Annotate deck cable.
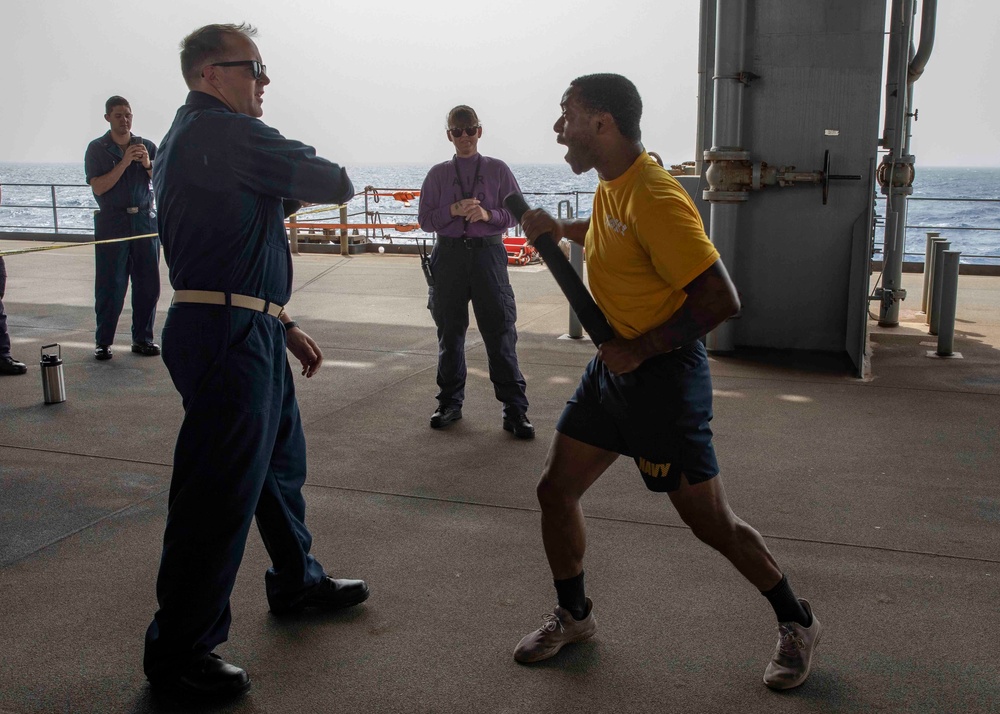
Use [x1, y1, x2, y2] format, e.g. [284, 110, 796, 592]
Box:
[305, 482, 1000, 566]
[3, 444, 997, 568]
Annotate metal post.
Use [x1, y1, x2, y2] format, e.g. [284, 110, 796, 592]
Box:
[924, 236, 947, 323]
[567, 243, 584, 339]
[936, 250, 960, 356]
[558, 200, 583, 339]
[340, 205, 349, 257]
[920, 231, 940, 312]
[51, 185, 59, 233]
[878, 0, 917, 326]
[928, 239, 951, 335]
[288, 214, 299, 255]
[704, 0, 748, 352]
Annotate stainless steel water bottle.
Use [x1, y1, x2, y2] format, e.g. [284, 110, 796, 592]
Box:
[40, 343, 66, 404]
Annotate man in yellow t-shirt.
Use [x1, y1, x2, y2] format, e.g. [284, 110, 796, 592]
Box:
[514, 73, 822, 691]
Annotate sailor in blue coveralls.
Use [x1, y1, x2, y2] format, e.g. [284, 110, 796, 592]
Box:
[84, 96, 161, 360]
[144, 23, 368, 700]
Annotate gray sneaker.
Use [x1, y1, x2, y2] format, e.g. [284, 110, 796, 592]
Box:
[513, 598, 597, 664]
[764, 598, 822, 690]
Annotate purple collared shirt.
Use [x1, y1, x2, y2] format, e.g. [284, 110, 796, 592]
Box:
[418, 153, 520, 238]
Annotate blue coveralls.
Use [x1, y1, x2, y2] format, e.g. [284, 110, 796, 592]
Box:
[0, 257, 11, 357]
[143, 91, 355, 680]
[84, 131, 161, 346]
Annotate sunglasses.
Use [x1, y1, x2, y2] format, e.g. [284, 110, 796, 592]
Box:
[210, 60, 267, 79]
[449, 126, 480, 138]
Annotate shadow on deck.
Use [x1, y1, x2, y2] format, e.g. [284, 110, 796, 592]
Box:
[1, 241, 997, 713]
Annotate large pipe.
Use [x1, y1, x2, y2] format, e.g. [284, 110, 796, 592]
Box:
[705, 0, 748, 352]
[908, 0, 938, 84]
[695, 0, 717, 177]
[878, 0, 916, 327]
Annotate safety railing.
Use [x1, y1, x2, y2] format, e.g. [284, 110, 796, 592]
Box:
[282, 186, 596, 246]
[0, 183, 97, 234]
[3, 181, 998, 266]
[873, 196, 1000, 264]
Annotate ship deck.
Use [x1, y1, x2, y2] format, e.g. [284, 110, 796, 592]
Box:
[1, 239, 998, 713]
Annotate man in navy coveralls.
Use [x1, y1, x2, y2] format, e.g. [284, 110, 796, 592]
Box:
[84, 96, 161, 360]
[144, 23, 369, 700]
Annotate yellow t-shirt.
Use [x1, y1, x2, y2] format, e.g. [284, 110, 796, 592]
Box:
[586, 152, 720, 339]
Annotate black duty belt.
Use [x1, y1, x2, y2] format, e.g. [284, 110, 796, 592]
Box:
[440, 234, 503, 249]
[97, 206, 151, 215]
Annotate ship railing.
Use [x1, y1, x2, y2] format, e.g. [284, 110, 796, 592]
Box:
[284, 186, 595, 247]
[873, 196, 1000, 265]
[2, 182, 999, 266]
[0, 182, 97, 235]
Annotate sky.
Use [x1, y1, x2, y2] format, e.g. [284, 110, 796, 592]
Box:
[0, 0, 997, 167]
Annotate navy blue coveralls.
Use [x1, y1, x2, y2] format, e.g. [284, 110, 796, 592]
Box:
[143, 91, 355, 679]
[0, 257, 11, 358]
[84, 131, 161, 346]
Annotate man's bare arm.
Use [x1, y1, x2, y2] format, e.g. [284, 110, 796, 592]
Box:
[597, 259, 740, 374]
[89, 161, 130, 196]
[557, 218, 591, 245]
[89, 144, 145, 196]
[520, 209, 590, 246]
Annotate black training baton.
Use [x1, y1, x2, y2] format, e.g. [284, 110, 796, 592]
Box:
[504, 192, 615, 347]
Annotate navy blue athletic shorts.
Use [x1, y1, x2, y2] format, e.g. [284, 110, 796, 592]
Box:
[555, 340, 719, 492]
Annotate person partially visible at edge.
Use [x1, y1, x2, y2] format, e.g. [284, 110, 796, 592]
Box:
[417, 105, 534, 439]
[84, 96, 161, 361]
[0, 185, 28, 376]
[513, 73, 822, 690]
[144, 23, 367, 701]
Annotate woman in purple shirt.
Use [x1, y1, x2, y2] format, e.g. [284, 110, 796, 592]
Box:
[417, 105, 533, 439]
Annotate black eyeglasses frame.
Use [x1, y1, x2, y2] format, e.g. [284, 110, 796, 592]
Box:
[449, 126, 480, 138]
[209, 60, 267, 79]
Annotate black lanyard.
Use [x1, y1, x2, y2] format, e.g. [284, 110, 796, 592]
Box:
[452, 154, 482, 200]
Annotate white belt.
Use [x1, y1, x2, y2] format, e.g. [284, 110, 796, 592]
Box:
[171, 290, 285, 318]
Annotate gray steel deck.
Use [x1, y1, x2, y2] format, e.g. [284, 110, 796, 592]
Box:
[1, 239, 997, 713]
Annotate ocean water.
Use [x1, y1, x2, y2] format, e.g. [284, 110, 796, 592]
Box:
[1, 162, 998, 263]
[0, 162, 599, 241]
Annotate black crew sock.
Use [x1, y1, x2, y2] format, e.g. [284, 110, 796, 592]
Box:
[554, 571, 588, 621]
[761, 574, 811, 627]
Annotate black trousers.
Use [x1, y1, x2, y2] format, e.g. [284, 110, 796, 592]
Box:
[427, 238, 528, 417]
[143, 305, 326, 679]
[94, 234, 161, 346]
[0, 257, 10, 357]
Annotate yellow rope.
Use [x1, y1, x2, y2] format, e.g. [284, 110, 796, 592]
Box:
[288, 203, 347, 219]
[0, 232, 158, 258]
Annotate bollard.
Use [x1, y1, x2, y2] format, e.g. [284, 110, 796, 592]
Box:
[936, 250, 961, 356]
[558, 200, 584, 340]
[568, 242, 584, 339]
[921, 231, 940, 313]
[928, 239, 951, 334]
[925, 236, 947, 324]
[288, 214, 299, 255]
[340, 205, 349, 257]
[40, 344, 66, 404]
